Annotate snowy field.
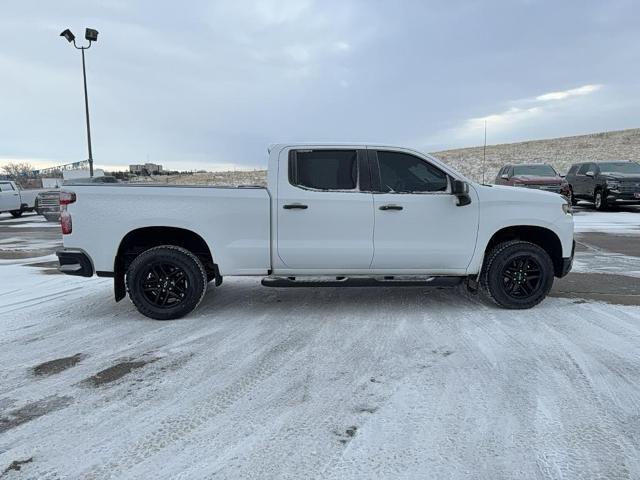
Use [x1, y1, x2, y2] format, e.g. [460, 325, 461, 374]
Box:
[1, 210, 640, 479]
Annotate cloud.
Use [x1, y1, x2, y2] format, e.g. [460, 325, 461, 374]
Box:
[251, 0, 313, 26]
[2, 1, 638, 171]
[433, 83, 605, 147]
[535, 84, 602, 102]
[467, 107, 543, 131]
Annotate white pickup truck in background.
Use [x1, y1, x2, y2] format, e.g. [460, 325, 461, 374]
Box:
[0, 180, 45, 217]
[57, 144, 575, 320]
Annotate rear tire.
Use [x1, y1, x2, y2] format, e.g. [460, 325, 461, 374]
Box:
[126, 245, 208, 320]
[481, 240, 554, 309]
[9, 210, 22, 218]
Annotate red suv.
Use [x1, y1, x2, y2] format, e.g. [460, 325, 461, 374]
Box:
[495, 163, 570, 196]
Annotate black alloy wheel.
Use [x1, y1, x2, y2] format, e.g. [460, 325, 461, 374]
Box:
[500, 255, 543, 299]
[140, 262, 189, 308]
[126, 245, 208, 320]
[481, 240, 554, 309]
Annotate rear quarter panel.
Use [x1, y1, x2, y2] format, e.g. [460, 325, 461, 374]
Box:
[63, 185, 271, 275]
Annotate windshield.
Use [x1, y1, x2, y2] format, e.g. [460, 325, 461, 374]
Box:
[599, 162, 640, 175]
[512, 165, 557, 177]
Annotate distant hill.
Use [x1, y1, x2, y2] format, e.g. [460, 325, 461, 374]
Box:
[131, 169, 268, 187]
[433, 127, 640, 182]
[153, 128, 640, 186]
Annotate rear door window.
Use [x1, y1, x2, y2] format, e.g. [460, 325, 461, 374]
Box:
[289, 150, 358, 191]
[375, 151, 448, 193]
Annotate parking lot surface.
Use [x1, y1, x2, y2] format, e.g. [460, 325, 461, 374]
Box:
[1, 208, 639, 479]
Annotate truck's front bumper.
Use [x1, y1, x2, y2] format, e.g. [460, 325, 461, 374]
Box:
[56, 248, 94, 277]
[558, 240, 575, 278]
[606, 192, 640, 205]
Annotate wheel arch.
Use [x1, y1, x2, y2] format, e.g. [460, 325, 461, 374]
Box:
[113, 226, 216, 301]
[483, 225, 564, 277]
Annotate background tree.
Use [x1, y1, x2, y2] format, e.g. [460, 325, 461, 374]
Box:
[1, 162, 35, 179]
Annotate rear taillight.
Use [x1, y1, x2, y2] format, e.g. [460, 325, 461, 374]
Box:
[61, 209, 72, 235]
[59, 191, 75, 234]
[59, 191, 76, 205]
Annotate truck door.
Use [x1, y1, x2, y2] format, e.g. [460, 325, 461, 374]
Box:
[369, 149, 479, 272]
[574, 163, 593, 197]
[0, 182, 20, 211]
[276, 148, 374, 270]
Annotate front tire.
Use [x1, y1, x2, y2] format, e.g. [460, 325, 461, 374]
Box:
[594, 189, 608, 211]
[9, 210, 22, 218]
[481, 240, 554, 309]
[126, 245, 208, 320]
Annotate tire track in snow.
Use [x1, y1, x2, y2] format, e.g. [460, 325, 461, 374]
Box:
[125, 288, 447, 480]
[203, 302, 398, 479]
[317, 300, 640, 479]
[81, 329, 312, 480]
[0, 288, 83, 314]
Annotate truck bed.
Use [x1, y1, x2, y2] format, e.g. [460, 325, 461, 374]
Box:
[63, 184, 271, 275]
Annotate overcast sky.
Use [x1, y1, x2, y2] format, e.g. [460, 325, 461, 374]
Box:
[1, 0, 639, 171]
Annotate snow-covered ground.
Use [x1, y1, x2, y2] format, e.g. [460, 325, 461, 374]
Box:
[1, 210, 640, 479]
[573, 208, 640, 235]
[571, 208, 640, 277]
[572, 250, 640, 277]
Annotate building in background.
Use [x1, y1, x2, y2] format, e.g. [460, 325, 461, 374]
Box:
[129, 163, 163, 175]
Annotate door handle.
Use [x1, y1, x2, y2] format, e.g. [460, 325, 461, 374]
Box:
[283, 203, 308, 210]
[379, 204, 403, 211]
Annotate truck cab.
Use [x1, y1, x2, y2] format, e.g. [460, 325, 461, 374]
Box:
[57, 144, 575, 320]
[271, 146, 481, 274]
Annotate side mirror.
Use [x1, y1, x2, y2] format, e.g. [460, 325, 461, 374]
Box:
[500, 174, 509, 180]
[585, 171, 595, 178]
[452, 180, 471, 207]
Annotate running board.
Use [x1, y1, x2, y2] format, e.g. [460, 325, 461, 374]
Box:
[261, 276, 464, 288]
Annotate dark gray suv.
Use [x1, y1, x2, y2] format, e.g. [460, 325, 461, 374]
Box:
[565, 161, 640, 210]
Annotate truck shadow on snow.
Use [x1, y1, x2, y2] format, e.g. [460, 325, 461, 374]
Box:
[73, 276, 582, 323]
[193, 279, 493, 319]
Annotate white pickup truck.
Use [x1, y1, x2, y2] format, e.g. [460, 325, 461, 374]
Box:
[0, 180, 43, 217]
[57, 144, 575, 320]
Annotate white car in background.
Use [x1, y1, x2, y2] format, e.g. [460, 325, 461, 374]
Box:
[0, 180, 46, 217]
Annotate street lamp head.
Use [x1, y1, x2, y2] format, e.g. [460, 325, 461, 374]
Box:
[85, 28, 99, 42]
[60, 29, 75, 43]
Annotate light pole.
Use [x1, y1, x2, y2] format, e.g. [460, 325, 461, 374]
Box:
[60, 28, 99, 177]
